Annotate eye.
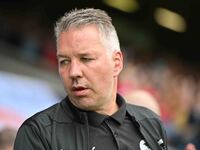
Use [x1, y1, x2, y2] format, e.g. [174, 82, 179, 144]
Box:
[81, 57, 94, 62]
[59, 59, 70, 66]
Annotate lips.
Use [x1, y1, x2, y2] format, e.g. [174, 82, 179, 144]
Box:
[72, 86, 86, 91]
[71, 85, 89, 96]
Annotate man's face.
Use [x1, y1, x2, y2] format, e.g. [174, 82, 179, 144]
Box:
[57, 24, 123, 114]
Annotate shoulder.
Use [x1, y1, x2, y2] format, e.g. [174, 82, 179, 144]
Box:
[21, 99, 73, 128]
[14, 98, 75, 149]
[127, 103, 167, 145]
[21, 103, 58, 128]
[126, 102, 168, 149]
[127, 103, 166, 137]
[126, 103, 160, 121]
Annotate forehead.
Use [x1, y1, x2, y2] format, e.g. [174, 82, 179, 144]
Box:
[57, 24, 107, 55]
[59, 25, 100, 46]
[60, 24, 101, 40]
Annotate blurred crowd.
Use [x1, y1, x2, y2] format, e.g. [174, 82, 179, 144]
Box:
[0, 10, 200, 150]
[0, 12, 57, 69]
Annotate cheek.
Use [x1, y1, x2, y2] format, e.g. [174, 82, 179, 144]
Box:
[59, 68, 64, 78]
[90, 63, 114, 86]
[96, 56, 114, 73]
[59, 69, 71, 92]
[59, 69, 68, 82]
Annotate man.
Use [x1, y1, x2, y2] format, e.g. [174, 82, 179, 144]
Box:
[14, 8, 167, 150]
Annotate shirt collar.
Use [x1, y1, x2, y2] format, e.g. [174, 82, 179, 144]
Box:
[66, 97, 88, 124]
[87, 94, 127, 126]
[110, 94, 127, 125]
[66, 94, 127, 126]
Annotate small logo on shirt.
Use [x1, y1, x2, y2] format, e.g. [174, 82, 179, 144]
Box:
[139, 140, 151, 150]
[158, 139, 166, 150]
[139, 138, 165, 150]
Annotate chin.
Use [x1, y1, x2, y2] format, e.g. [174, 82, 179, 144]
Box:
[78, 103, 96, 111]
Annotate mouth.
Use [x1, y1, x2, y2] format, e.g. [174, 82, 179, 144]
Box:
[71, 85, 89, 96]
[72, 86, 87, 91]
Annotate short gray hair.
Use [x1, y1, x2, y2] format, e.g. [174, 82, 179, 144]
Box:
[54, 8, 120, 52]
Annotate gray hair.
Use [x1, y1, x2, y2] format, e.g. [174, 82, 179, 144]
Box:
[54, 8, 120, 52]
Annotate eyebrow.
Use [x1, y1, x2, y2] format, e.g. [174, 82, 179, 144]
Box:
[57, 54, 68, 58]
[57, 52, 94, 58]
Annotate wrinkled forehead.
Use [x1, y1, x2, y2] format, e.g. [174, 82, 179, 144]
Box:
[57, 24, 111, 54]
[57, 24, 106, 47]
[59, 23, 105, 39]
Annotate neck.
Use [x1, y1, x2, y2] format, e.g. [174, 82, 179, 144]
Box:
[96, 102, 119, 116]
[95, 92, 119, 116]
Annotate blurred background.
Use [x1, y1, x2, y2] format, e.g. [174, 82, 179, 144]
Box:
[0, 0, 199, 149]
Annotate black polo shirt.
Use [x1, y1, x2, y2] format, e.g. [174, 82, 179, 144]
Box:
[87, 95, 144, 150]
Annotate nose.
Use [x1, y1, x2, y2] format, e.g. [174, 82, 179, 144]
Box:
[69, 60, 83, 79]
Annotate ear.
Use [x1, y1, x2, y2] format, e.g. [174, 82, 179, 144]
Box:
[113, 51, 123, 77]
